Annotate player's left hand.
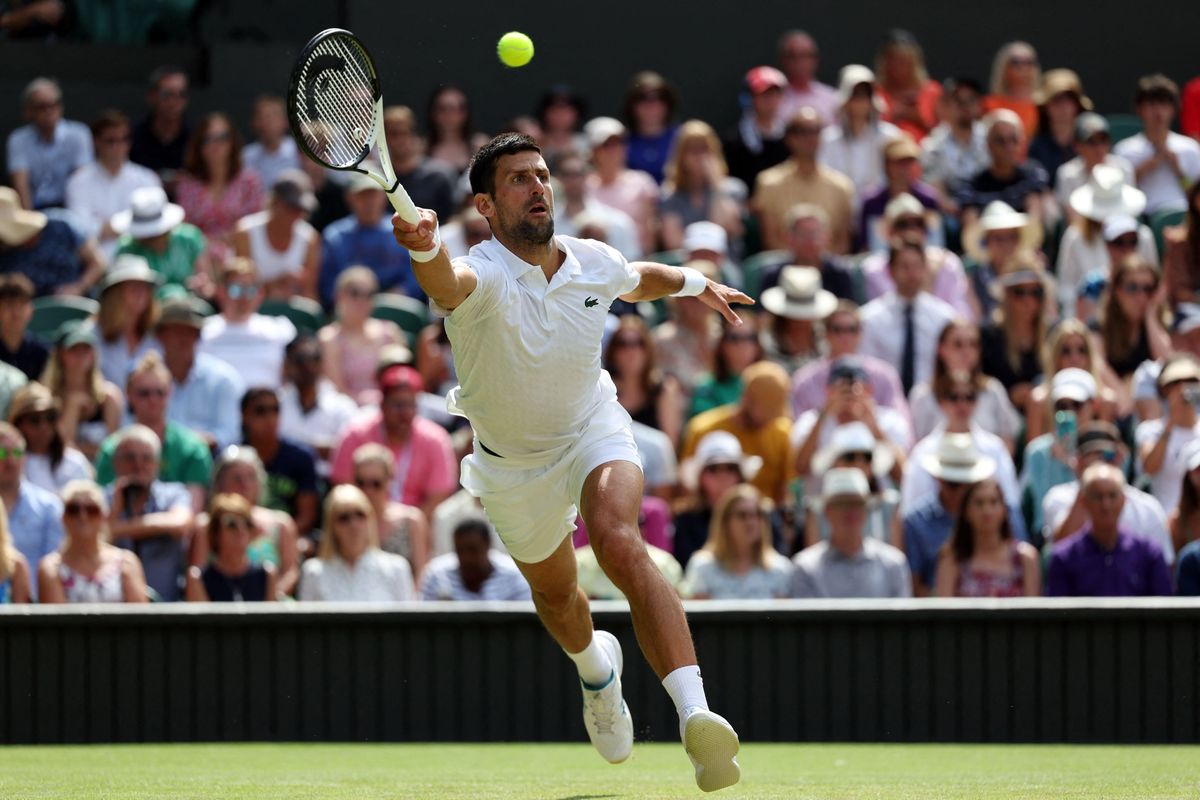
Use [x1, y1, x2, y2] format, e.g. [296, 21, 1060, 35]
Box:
[699, 281, 754, 325]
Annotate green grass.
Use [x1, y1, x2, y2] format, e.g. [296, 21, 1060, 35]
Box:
[2, 743, 1198, 799]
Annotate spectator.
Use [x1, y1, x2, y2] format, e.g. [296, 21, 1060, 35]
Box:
[0, 361, 25, 422]
[175, 112, 265, 265]
[775, 30, 838, 125]
[1055, 113, 1135, 219]
[38, 479, 147, 603]
[1137, 355, 1200, 515]
[659, 120, 743, 253]
[650, 258, 720, 394]
[6, 77, 92, 210]
[1114, 75, 1200, 215]
[576, 533, 683, 601]
[804, 421, 901, 547]
[319, 267, 405, 406]
[1046, 464, 1172, 597]
[981, 41, 1041, 139]
[960, 201, 1037, 319]
[980, 265, 1052, 409]
[240, 387, 318, 537]
[1179, 540, 1200, 596]
[318, 165, 418, 305]
[1029, 70, 1092, 185]
[9, 383, 91, 493]
[299, 484, 416, 602]
[792, 467, 911, 598]
[874, 29, 941, 141]
[129, 66, 191, 187]
[909, 319, 1020, 448]
[752, 107, 854, 253]
[111, 185, 213, 298]
[690, 315, 764, 418]
[921, 77, 989, 210]
[958, 109, 1051, 227]
[860, 238, 957, 396]
[297, 151, 348, 232]
[1132, 304, 1200, 424]
[185, 493, 276, 603]
[104, 425, 193, 602]
[157, 297, 244, 451]
[241, 95, 300, 190]
[859, 139, 942, 252]
[935, 478, 1040, 597]
[723, 66, 790, 191]
[232, 169, 320, 301]
[352, 442, 431, 579]
[603, 315, 683, 446]
[552, 150, 640, 261]
[91, 254, 162, 387]
[40, 322, 121, 460]
[1027, 319, 1118, 442]
[0, 273, 48, 380]
[0, 495, 31, 603]
[0, 420, 62, 598]
[0, 186, 103, 297]
[330, 365, 457, 521]
[818, 65, 903, 202]
[420, 516, 529, 601]
[535, 85, 588, 165]
[622, 71, 680, 184]
[1163, 181, 1200, 306]
[584, 116, 659, 255]
[425, 85, 487, 175]
[94, 353, 212, 510]
[673, 431, 762, 569]
[1093, 256, 1171, 385]
[278, 332, 357, 476]
[759, 265, 833, 375]
[199, 258, 295, 388]
[757, 204, 857, 301]
[0, 0, 67, 39]
[682, 483, 791, 599]
[381, 106, 458, 222]
[65, 109, 160, 260]
[1174, 441, 1200, 556]
[628, 420, 679, 501]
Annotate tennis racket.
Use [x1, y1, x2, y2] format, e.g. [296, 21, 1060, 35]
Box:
[286, 28, 420, 224]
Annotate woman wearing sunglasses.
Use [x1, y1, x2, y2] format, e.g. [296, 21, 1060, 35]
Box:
[351, 442, 430, 580]
[37, 480, 147, 604]
[1026, 320, 1119, 441]
[186, 493, 275, 602]
[980, 265, 1055, 412]
[8, 382, 93, 494]
[1093, 257, 1172, 409]
[319, 266, 406, 406]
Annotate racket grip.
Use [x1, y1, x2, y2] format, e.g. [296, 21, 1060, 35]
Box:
[385, 183, 421, 224]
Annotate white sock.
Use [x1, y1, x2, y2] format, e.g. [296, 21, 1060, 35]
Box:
[566, 636, 613, 688]
[662, 664, 709, 718]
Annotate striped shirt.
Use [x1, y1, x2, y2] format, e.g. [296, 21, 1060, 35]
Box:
[419, 551, 531, 601]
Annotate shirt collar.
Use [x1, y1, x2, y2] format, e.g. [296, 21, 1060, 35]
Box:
[483, 236, 580, 285]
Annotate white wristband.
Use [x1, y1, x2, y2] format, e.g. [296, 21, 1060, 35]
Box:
[672, 266, 708, 297]
[407, 224, 442, 263]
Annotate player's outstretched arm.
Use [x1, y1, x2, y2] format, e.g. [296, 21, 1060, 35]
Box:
[392, 209, 477, 311]
[620, 262, 754, 325]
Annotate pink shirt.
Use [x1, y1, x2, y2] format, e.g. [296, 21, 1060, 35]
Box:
[330, 412, 457, 508]
[587, 170, 657, 224]
[176, 169, 264, 262]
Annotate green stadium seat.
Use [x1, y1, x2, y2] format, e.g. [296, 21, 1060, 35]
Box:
[258, 297, 325, 333]
[1148, 209, 1186, 260]
[29, 295, 99, 340]
[1104, 113, 1142, 144]
[372, 293, 429, 345]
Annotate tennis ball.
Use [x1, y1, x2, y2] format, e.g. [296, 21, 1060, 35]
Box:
[497, 31, 534, 68]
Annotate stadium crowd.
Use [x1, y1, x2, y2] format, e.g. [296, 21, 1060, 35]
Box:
[2, 28, 1200, 605]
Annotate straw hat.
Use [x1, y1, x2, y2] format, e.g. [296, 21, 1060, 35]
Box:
[761, 266, 838, 320]
[0, 187, 47, 246]
[111, 186, 185, 239]
[919, 433, 996, 484]
[961, 201, 1043, 261]
[1069, 164, 1147, 223]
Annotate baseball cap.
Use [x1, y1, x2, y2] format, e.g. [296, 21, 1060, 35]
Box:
[683, 221, 728, 255]
[1102, 215, 1139, 242]
[744, 66, 787, 95]
[272, 169, 318, 213]
[1050, 368, 1097, 403]
[584, 117, 626, 150]
[1075, 112, 1110, 141]
[54, 320, 97, 349]
[378, 364, 423, 393]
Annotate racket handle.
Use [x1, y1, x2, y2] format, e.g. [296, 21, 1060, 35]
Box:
[385, 182, 421, 225]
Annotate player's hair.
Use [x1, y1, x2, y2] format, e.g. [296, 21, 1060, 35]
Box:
[90, 109, 130, 140]
[468, 133, 541, 196]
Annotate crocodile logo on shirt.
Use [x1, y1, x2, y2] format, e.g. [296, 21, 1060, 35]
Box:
[585, 296, 600, 308]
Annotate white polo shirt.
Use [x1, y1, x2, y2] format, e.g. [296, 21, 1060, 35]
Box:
[440, 235, 640, 468]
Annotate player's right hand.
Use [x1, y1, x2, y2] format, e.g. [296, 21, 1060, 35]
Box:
[392, 208, 439, 253]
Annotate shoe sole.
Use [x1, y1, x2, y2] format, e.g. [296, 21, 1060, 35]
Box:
[684, 711, 741, 792]
[592, 631, 631, 764]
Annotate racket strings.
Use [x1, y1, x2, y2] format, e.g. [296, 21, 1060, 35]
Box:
[294, 36, 378, 168]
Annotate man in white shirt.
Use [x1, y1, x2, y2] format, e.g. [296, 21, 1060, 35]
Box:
[552, 150, 641, 260]
[1055, 113, 1135, 217]
[199, 259, 295, 389]
[392, 133, 749, 790]
[774, 30, 838, 126]
[240, 95, 300, 190]
[1114, 75, 1200, 215]
[818, 65, 901, 203]
[921, 78, 988, 207]
[1136, 355, 1200, 513]
[277, 331, 357, 478]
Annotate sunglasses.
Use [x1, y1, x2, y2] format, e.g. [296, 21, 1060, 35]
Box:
[1088, 447, 1120, 464]
[1060, 344, 1089, 357]
[729, 508, 764, 521]
[827, 324, 860, 336]
[219, 514, 252, 530]
[1119, 281, 1156, 295]
[226, 284, 260, 300]
[0, 446, 25, 460]
[1008, 286, 1044, 299]
[100, 134, 132, 145]
[612, 337, 646, 348]
[987, 231, 1021, 245]
[1082, 135, 1110, 146]
[336, 509, 369, 524]
[65, 502, 103, 519]
[135, 388, 167, 399]
[892, 218, 926, 232]
[948, 337, 980, 349]
[18, 411, 58, 426]
[250, 404, 280, 416]
[1110, 235, 1139, 249]
[724, 332, 758, 343]
[355, 478, 386, 490]
[1008, 56, 1038, 66]
[703, 463, 741, 475]
[946, 392, 978, 404]
[838, 451, 873, 465]
[343, 287, 373, 300]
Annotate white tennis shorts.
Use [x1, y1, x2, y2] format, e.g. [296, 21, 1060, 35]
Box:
[459, 422, 643, 565]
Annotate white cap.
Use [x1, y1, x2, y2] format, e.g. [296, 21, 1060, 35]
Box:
[585, 116, 627, 149]
[811, 421, 895, 477]
[683, 221, 728, 255]
[821, 467, 870, 502]
[1051, 367, 1097, 403]
[884, 192, 925, 222]
[680, 431, 763, 490]
[1102, 214, 1139, 242]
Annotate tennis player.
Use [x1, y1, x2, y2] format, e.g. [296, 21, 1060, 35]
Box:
[392, 134, 746, 792]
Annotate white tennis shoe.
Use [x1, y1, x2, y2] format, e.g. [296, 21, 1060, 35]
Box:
[681, 707, 741, 792]
[580, 630, 633, 764]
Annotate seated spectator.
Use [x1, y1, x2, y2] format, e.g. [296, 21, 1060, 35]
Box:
[233, 170, 320, 301]
[1028, 70, 1091, 186]
[0, 186, 103, 297]
[1114, 75, 1200, 215]
[722, 66, 790, 192]
[535, 84, 588, 165]
[958, 109, 1051, 228]
[1171, 441, 1200, 557]
[873, 29, 941, 141]
[680, 361, 793, 505]
[818, 65, 902, 203]
[425, 85, 488, 175]
[319, 267, 405, 406]
[1046, 464, 1172, 597]
[278, 332, 357, 477]
[650, 258, 720, 395]
[185, 493, 276, 603]
[604, 315, 683, 446]
[352, 442, 431, 579]
[0, 496, 31, 603]
[318, 166, 418, 306]
[674, 431, 762, 569]
[775, 30, 839, 126]
[757, 204, 857, 302]
[551, 150, 640, 261]
[1137, 355, 1200, 515]
[381, 106, 458, 222]
[576, 538, 683, 601]
[40, 322, 121, 461]
[1045, 422, 1171, 560]
[94, 353, 212, 510]
[659, 120, 743, 253]
[420, 516, 530, 601]
[38, 479, 147, 604]
[92, 254, 163, 387]
[759, 266, 833, 375]
[909, 319, 1020, 448]
[584, 116, 659, 255]
[1027, 320, 1118, 442]
[980, 265, 1052, 410]
[6, 77, 92, 210]
[1132, 305, 1200, 424]
[330, 365, 457, 521]
[240, 387, 318, 537]
[959, 201, 1037, 319]
[860, 238, 957, 396]
[0, 420, 63, 599]
[1055, 113, 1135, 222]
[1179, 540, 1200, 596]
[66, 109, 160, 260]
[920, 77, 988, 210]
[623, 71, 680, 185]
[681, 483, 791, 599]
[1093, 257, 1171, 393]
[751, 107, 854, 254]
[629, 421, 678, 501]
[241, 95, 300, 190]
[199, 258, 296, 389]
[175, 112, 264, 265]
[0, 273, 48, 380]
[128, 66, 191, 187]
[299, 484, 416, 602]
[298, 153, 348, 233]
[441, 205, 493, 260]
[791, 467, 911, 598]
[981, 41, 1040, 139]
[935, 478, 1040, 597]
[9, 383, 91, 493]
[859, 139, 941, 251]
[804, 422, 900, 547]
[1163, 182, 1200, 307]
[690, 315, 764, 418]
[112, 186, 212, 298]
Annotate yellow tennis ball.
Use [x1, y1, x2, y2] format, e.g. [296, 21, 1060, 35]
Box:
[497, 31, 534, 68]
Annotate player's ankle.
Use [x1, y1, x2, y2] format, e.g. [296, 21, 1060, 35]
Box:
[662, 664, 710, 719]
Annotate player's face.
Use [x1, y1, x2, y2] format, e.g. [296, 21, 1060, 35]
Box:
[487, 151, 555, 247]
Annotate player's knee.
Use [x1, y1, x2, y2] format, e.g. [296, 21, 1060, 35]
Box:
[591, 524, 646, 581]
[531, 582, 580, 614]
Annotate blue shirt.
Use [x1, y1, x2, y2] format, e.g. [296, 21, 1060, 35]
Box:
[318, 215, 420, 306]
[1177, 540, 1200, 596]
[9, 480, 65, 602]
[5, 119, 94, 209]
[626, 127, 678, 184]
[0, 217, 84, 296]
[167, 352, 246, 449]
[1046, 526, 1173, 597]
[904, 496, 1028, 589]
[1021, 434, 1076, 534]
[106, 481, 191, 602]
